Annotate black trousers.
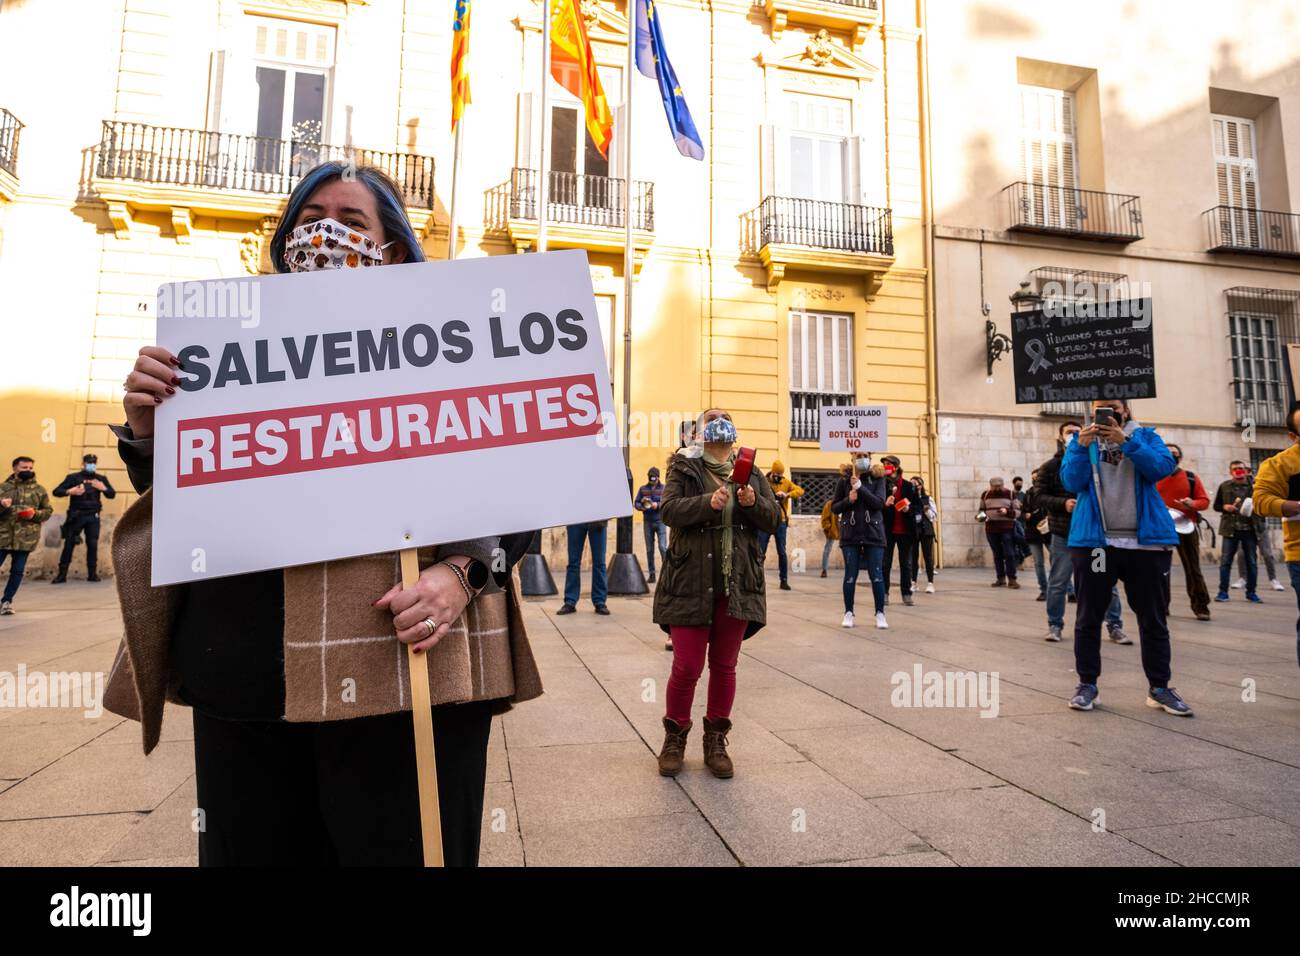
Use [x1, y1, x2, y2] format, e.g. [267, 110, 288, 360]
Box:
[883, 533, 916, 596]
[192, 699, 495, 866]
[1070, 546, 1173, 688]
[59, 512, 100, 574]
[906, 536, 935, 585]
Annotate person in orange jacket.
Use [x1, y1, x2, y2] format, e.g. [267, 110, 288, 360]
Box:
[1155, 443, 1212, 621]
[758, 459, 803, 590]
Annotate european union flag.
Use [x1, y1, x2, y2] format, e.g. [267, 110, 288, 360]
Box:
[634, 0, 704, 160]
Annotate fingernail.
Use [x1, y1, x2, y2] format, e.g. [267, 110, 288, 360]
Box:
[154, 396, 163, 404]
[165, 386, 175, 395]
[168, 356, 180, 367]
[171, 376, 181, 386]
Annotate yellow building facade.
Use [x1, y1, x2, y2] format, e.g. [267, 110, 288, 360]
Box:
[0, 0, 934, 576]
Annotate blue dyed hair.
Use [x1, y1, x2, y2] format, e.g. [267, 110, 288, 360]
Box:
[271, 161, 426, 272]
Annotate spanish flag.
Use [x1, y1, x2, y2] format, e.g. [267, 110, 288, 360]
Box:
[450, 0, 471, 131]
[550, 0, 613, 158]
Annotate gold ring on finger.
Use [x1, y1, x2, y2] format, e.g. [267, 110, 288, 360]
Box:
[421, 617, 437, 637]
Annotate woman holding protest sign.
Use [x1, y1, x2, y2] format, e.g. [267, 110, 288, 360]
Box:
[653, 409, 782, 778]
[833, 456, 889, 629]
[106, 162, 542, 867]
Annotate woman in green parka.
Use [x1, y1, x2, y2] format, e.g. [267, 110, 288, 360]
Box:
[652, 408, 782, 778]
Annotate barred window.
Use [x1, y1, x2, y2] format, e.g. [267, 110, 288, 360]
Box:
[790, 470, 842, 516]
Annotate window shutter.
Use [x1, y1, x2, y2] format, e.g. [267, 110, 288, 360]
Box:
[1213, 115, 1259, 246]
[841, 136, 862, 205]
[516, 92, 536, 170]
[207, 51, 227, 132]
[789, 311, 804, 391]
[609, 103, 627, 183]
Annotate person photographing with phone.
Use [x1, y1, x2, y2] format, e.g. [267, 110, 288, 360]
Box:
[1060, 399, 1189, 715]
[0, 457, 53, 615]
[51, 453, 116, 584]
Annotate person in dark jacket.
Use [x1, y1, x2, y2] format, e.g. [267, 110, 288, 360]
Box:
[879, 455, 921, 607]
[652, 408, 781, 779]
[833, 456, 888, 629]
[634, 466, 667, 583]
[908, 475, 938, 593]
[1213, 460, 1263, 603]
[1021, 471, 1050, 599]
[979, 477, 1020, 587]
[51, 453, 116, 583]
[1033, 420, 1128, 643]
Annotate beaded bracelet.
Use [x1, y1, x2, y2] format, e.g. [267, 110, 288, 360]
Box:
[440, 559, 476, 603]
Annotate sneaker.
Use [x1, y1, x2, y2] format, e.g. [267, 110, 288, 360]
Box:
[1272, 578, 1286, 591]
[1069, 683, 1099, 711]
[1195, 610, 1212, 621]
[1147, 686, 1193, 716]
[925, 582, 935, 594]
[779, 580, 791, 591]
[1045, 625, 1062, 642]
[903, 594, 914, 607]
[1245, 592, 1263, 604]
[594, 604, 611, 615]
[875, 612, 889, 629]
[1231, 577, 1245, 589]
[1036, 591, 1046, 601]
[841, 611, 855, 628]
[1214, 591, 1229, 602]
[1107, 624, 1133, 645]
[556, 604, 576, 615]
[0, 600, 12, 616]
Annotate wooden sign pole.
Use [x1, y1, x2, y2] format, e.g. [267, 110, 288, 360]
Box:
[400, 547, 444, 867]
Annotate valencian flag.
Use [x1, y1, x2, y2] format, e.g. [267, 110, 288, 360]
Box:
[635, 0, 704, 160]
[451, 0, 471, 131]
[551, 0, 614, 158]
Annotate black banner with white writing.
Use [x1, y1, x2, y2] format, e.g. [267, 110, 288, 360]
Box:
[1010, 299, 1156, 404]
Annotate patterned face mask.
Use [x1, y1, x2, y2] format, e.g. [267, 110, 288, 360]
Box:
[283, 218, 394, 272]
[700, 417, 737, 444]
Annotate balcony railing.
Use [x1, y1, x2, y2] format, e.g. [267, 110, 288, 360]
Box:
[93, 121, 435, 208]
[746, 196, 894, 256]
[819, 0, 879, 7]
[1205, 205, 1300, 260]
[502, 167, 654, 231]
[791, 390, 855, 442]
[0, 108, 22, 177]
[1003, 181, 1143, 243]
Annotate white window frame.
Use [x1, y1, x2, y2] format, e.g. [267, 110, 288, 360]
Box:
[1019, 84, 1079, 229]
[789, 309, 854, 395]
[1212, 113, 1261, 248]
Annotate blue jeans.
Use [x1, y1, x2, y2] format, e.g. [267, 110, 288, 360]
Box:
[1, 549, 30, 603]
[564, 523, 608, 608]
[757, 522, 789, 582]
[1290, 561, 1300, 667]
[1047, 534, 1122, 629]
[1220, 532, 1258, 595]
[1028, 540, 1048, 593]
[821, 538, 834, 573]
[643, 519, 667, 576]
[842, 543, 885, 615]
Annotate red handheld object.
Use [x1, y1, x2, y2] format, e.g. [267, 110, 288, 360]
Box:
[729, 447, 756, 485]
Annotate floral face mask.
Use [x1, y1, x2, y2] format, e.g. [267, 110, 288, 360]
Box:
[283, 218, 393, 272]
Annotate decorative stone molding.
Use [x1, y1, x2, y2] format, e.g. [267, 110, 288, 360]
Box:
[758, 242, 892, 299]
[105, 201, 133, 239]
[764, 0, 880, 51]
[805, 28, 835, 67]
[170, 206, 193, 243]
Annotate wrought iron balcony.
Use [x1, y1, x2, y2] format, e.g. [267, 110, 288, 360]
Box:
[93, 120, 435, 208]
[502, 167, 654, 231]
[1003, 181, 1143, 243]
[0, 108, 22, 177]
[745, 196, 894, 256]
[819, 0, 879, 7]
[1205, 205, 1300, 260]
[791, 390, 856, 442]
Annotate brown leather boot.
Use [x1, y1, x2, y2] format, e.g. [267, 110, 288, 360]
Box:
[657, 717, 691, 776]
[702, 716, 734, 778]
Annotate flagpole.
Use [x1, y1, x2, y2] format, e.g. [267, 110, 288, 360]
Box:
[538, 0, 552, 253]
[621, 2, 634, 467]
[446, 116, 464, 260]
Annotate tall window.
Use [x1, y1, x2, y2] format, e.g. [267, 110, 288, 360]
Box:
[763, 93, 860, 204]
[1213, 114, 1260, 247]
[1229, 310, 1286, 427]
[244, 18, 335, 171]
[789, 310, 854, 441]
[1019, 85, 1078, 229]
[546, 66, 622, 214]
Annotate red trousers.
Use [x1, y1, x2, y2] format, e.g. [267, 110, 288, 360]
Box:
[665, 595, 747, 723]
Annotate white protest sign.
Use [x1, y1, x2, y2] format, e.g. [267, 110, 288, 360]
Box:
[150, 249, 629, 585]
[819, 405, 889, 453]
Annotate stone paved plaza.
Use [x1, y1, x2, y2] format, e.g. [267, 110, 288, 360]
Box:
[1, 565, 1298, 867]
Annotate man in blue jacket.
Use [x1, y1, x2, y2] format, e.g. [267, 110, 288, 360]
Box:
[1061, 399, 1191, 716]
